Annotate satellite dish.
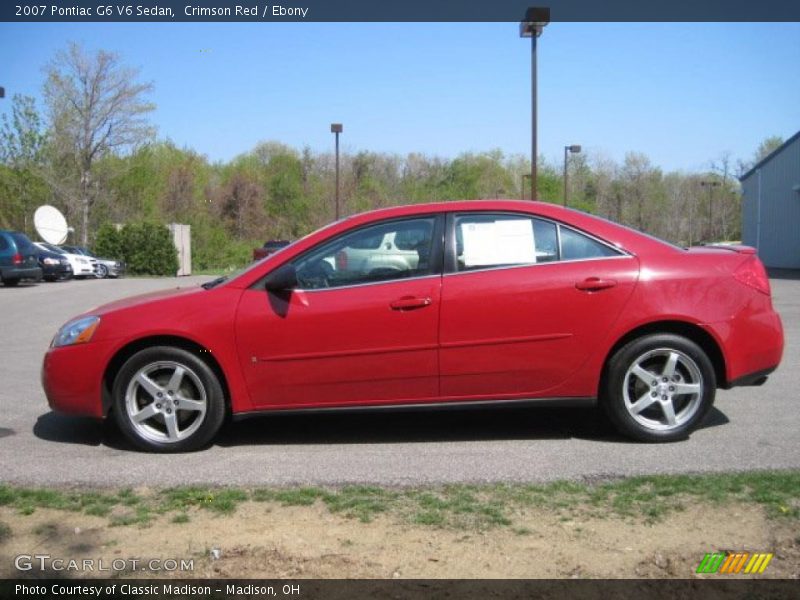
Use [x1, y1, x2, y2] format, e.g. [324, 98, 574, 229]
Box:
[34, 205, 69, 245]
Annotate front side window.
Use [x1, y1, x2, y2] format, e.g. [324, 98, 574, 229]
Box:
[293, 217, 437, 290]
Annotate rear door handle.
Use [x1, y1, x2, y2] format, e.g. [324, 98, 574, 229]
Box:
[575, 277, 617, 292]
[390, 296, 432, 310]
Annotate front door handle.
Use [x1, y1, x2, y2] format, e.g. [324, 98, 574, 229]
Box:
[390, 296, 432, 310]
[575, 277, 617, 292]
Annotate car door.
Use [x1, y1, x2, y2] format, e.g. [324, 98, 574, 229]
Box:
[235, 215, 444, 408]
[439, 212, 639, 399]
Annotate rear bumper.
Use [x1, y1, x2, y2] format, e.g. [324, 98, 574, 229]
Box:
[708, 300, 784, 386]
[1, 266, 42, 281]
[42, 264, 73, 279]
[726, 366, 777, 389]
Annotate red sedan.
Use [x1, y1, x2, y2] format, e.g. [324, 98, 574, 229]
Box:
[42, 201, 784, 452]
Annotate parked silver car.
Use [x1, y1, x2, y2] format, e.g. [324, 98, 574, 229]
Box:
[62, 246, 125, 279]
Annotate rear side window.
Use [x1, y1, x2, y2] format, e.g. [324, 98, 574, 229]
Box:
[0, 236, 8, 251]
[10, 233, 34, 252]
[454, 214, 559, 271]
[559, 226, 620, 260]
[453, 213, 622, 272]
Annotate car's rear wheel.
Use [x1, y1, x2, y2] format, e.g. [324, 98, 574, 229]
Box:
[3, 278, 19, 287]
[602, 334, 716, 442]
[112, 346, 225, 452]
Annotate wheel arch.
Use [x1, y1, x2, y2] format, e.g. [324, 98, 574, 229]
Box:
[599, 320, 727, 397]
[102, 335, 231, 417]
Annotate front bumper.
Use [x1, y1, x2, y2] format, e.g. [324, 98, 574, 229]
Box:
[96, 260, 126, 277]
[41, 340, 116, 418]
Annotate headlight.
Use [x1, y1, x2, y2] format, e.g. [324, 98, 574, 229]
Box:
[43, 257, 60, 265]
[52, 316, 101, 348]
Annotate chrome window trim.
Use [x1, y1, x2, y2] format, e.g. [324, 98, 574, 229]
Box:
[443, 253, 635, 279]
[296, 272, 442, 293]
[448, 211, 632, 277]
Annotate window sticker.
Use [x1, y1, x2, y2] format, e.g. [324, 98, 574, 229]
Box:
[461, 218, 536, 267]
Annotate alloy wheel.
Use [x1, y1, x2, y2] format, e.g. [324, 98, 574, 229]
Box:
[622, 348, 704, 432]
[124, 361, 207, 444]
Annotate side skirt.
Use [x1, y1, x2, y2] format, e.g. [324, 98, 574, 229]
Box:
[232, 396, 597, 421]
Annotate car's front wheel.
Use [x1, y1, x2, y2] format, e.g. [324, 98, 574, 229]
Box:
[96, 264, 109, 278]
[112, 346, 226, 452]
[602, 334, 716, 442]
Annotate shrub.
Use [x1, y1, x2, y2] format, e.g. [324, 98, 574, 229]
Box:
[95, 221, 179, 276]
[93, 223, 124, 259]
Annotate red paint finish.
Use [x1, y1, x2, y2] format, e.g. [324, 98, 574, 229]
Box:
[439, 257, 640, 398]
[42, 201, 784, 420]
[235, 277, 441, 407]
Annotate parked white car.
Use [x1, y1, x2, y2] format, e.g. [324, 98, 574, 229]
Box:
[34, 242, 96, 278]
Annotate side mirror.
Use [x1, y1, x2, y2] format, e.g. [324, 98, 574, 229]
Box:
[264, 263, 297, 292]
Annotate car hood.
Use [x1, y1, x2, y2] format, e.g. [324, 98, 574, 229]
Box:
[89, 285, 205, 316]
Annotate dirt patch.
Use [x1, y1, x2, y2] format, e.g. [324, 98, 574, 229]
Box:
[0, 501, 797, 579]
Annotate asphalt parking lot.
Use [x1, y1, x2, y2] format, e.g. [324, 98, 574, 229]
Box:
[0, 275, 798, 487]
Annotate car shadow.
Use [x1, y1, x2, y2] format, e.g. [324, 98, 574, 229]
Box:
[33, 412, 131, 450]
[33, 405, 729, 450]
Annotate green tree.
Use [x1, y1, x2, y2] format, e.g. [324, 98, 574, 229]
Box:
[754, 136, 784, 163]
[0, 94, 50, 232]
[44, 42, 155, 245]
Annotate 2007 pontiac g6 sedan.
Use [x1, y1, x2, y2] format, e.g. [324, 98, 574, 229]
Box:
[42, 201, 784, 452]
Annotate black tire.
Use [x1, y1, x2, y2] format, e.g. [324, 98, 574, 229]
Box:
[601, 334, 716, 442]
[3, 278, 19, 287]
[96, 264, 109, 278]
[112, 346, 226, 452]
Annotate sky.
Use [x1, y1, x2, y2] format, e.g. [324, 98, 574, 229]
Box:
[1, 21, 799, 172]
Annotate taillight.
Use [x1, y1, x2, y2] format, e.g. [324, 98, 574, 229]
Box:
[734, 257, 771, 296]
[12, 253, 23, 265]
[335, 250, 348, 270]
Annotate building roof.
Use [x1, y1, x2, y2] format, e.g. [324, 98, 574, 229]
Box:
[739, 130, 800, 182]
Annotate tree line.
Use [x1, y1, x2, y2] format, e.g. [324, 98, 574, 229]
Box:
[0, 43, 784, 270]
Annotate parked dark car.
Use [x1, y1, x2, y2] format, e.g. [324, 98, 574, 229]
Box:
[0, 230, 42, 286]
[253, 240, 291, 261]
[62, 245, 126, 279]
[36, 247, 73, 282]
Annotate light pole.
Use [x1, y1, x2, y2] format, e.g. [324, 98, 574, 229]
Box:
[563, 144, 581, 207]
[519, 7, 549, 201]
[521, 174, 531, 200]
[330, 123, 343, 220]
[700, 180, 720, 242]
[0, 86, 5, 98]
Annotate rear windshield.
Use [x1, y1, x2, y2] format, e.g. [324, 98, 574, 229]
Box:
[40, 243, 64, 254]
[10, 233, 34, 252]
